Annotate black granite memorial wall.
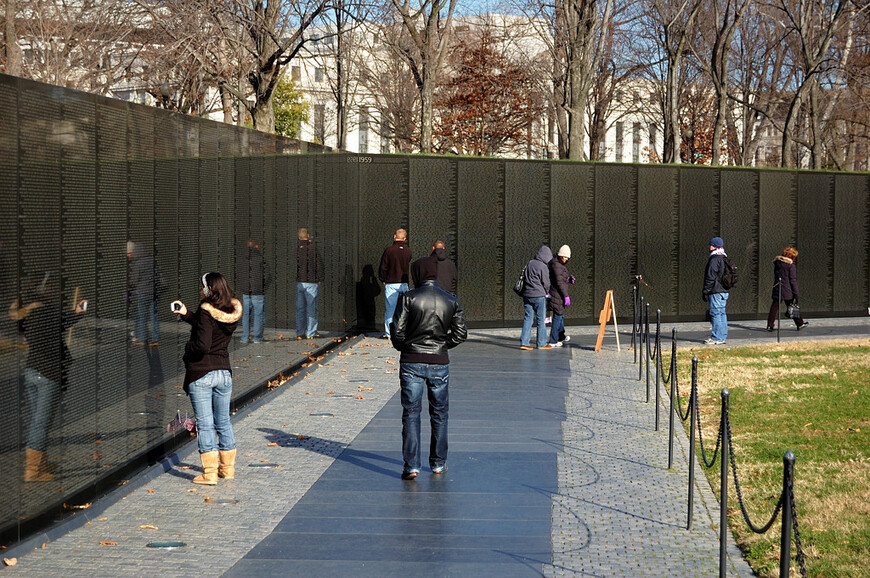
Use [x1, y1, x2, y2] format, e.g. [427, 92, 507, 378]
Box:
[1, 72, 868, 545]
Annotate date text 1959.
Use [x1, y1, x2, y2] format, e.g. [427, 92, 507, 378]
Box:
[347, 156, 373, 163]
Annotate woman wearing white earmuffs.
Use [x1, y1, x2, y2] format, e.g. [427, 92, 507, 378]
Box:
[171, 272, 243, 485]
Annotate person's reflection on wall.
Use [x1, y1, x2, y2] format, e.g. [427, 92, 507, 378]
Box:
[356, 264, 380, 332]
[9, 272, 88, 482]
[127, 241, 163, 346]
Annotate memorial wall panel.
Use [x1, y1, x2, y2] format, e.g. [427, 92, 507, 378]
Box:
[551, 164, 594, 320]
[595, 165, 636, 320]
[720, 169, 759, 314]
[833, 175, 869, 311]
[758, 171, 795, 312]
[504, 161, 549, 322]
[637, 166, 679, 317]
[678, 167, 717, 315]
[358, 156, 409, 332]
[457, 159, 502, 323]
[797, 173, 834, 311]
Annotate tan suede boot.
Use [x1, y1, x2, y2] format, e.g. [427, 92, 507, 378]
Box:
[192, 451, 219, 485]
[24, 448, 55, 482]
[218, 449, 236, 479]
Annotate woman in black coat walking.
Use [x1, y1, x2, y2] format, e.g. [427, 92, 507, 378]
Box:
[767, 247, 808, 331]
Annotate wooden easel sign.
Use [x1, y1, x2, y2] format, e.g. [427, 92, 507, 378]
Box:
[594, 289, 621, 352]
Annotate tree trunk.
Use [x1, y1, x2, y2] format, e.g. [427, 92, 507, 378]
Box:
[252, 97, 276, 134]
[420, 71, 434, 153]
[4, 0, 21, 76]
[219, 84, 234, 124]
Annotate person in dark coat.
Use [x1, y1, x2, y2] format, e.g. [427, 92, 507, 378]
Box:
[548, 245, 573, 346]
[295, 229, 323, 339]
[520, 245, 553, 350]
[378, 228, 412, 339]
[172, 272, 242, 485]
[767, 247, 808, 331]
[702, 237, 729, 345]
[236, 239, 271, 343]
[430, 240, 457, 295]
[390, 256, 467, 480]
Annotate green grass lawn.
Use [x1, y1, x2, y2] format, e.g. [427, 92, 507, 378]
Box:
[667, 339, 870, 578]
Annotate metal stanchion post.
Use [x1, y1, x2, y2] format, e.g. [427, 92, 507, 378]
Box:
[719, 389, 730, 578]
[655, 310, 662, 430]
[632, 284, 638, 361]
[687, 356, 698, 530]
[638, 297, 645, 382]
[667, 328, 675, 469]
[780, 451, 795, 578]
[777, 277, 782, 343]
[645, 303, 651, 401]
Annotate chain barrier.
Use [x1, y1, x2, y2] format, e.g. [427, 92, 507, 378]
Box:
[633, 288, 807, 576]
[725, 411, 784, 533]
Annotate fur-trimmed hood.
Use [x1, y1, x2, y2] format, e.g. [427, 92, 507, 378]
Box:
[773, 255, 794, 265]
[201, 298, 243, 325]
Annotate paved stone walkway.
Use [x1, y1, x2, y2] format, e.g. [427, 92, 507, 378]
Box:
[2, 317, 866, 576]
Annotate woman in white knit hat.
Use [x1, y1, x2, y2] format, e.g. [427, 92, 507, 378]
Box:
[548, 245, 574, 347]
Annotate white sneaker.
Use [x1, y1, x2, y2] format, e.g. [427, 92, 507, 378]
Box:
[545, 316, 552, 325]
[552, 341, 563, 347]
[563, 335, 571, 342]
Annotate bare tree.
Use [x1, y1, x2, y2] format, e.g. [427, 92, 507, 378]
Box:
[357, 21, 420, 152]
[692, 0, 751, 165]
[219, 0, 331, 132]
[389, 0, 459, 153]
[643, 0, 704, 163]
[9, 0, 141, 94]
[772, 0, 865, 167]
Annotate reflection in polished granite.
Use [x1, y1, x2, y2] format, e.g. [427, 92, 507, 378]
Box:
[0, 315, 342, 541]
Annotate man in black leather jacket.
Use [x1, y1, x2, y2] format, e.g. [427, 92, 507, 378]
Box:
[390, 256, 467, 480]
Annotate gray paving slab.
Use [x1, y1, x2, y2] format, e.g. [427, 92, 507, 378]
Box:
[3, 316, 866, 577]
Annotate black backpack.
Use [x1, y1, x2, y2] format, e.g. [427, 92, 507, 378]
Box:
[720, 257, 738, 289]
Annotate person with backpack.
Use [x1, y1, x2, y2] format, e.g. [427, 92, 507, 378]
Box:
[702, 236, 731, 345]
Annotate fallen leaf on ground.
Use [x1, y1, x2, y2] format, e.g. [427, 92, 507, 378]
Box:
[296, 434, 309, 440]
[187, 488, 197, 493]
[139, 525, 158, 530]
[355, 395, 364, 399]
[3, 558, 17, 566]
[147, 489, 155, 493]
[847, 427, 861, 433]
[267, 442, 280, 446]
[99, 541, 117, 546]
[204, 496, 211, 502]
[97, 518, 107, 521]
[326, 390, 335, 395]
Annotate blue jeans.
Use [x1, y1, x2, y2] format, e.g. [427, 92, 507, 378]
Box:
[709, 292, 729, 341]
[549, 313, 565, 344]
[384, 283, 408, 336]
[241, 294, 265, 342]
[399, 362, 449, 472]
[521, 296, 548, 348]
[188, 370, 235, 453]
[295, 283, 319, 337]
[134, 293, 159, 342]
[24, 368, 60, 452]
